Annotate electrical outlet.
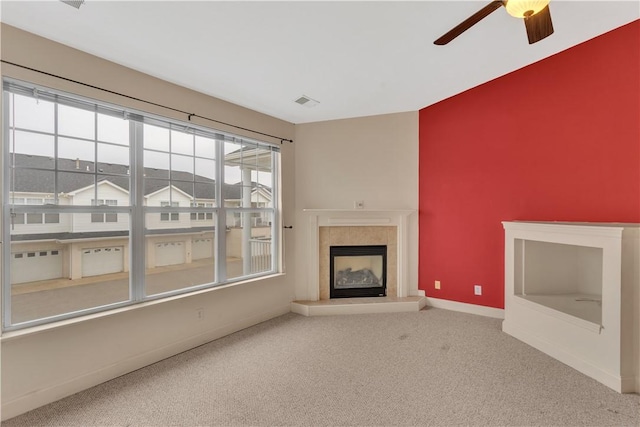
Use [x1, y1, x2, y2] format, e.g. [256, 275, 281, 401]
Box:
[354, 200, 364, 209]
[196, 307, 204, 320]
[435, 280, 441, 290]
[474, 285, 482, 296]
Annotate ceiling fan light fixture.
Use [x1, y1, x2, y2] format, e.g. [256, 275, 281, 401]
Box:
[434, 0, 554, 46]
[505, 0, 550, 18]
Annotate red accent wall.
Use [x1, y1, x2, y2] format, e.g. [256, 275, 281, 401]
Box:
[418, 20, 640, 309]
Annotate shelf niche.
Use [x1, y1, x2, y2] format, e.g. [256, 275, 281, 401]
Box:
[503, 221, 640, 393]
[514, 239, 603, 325]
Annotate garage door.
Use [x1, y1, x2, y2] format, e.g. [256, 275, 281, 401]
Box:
[11, 250, 63, 284]
[155, 242, 185, 267]
[82, 246, 124, 277]
[192, 238, 213, 260]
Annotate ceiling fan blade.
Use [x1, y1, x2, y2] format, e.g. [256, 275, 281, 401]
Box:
[434, 1, 504, 45]
[524, 5, 554, 44]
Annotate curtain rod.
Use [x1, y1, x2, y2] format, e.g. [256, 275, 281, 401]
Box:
[0, 59, 294, 144]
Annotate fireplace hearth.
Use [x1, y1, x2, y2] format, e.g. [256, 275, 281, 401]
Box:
[330, 245, 387, 298]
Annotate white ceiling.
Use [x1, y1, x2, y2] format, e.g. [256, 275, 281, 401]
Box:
[1, 1, 638, 124]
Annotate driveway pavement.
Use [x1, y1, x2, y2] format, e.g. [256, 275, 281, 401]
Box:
[9, 257, 248, 325]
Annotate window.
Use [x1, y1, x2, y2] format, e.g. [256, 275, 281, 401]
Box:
[26, 213, 43, 224]
[91, 199, 118, 223]
[11, 198, 60, 225]
[190, 202, 214, 221]
[12, 212, 25, 225]
[160, 201, 179, 221]
[45, 213, 61, 223]
[3, 79, 280, 331]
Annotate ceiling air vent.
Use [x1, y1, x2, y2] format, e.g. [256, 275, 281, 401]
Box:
[60, 0, 85, 9]
[294, 95, 319, 108]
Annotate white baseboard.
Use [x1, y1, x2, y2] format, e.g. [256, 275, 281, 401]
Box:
[1, 304, 291, 421]
[425, 297, 504, 319]
[502, 319, 630, 393]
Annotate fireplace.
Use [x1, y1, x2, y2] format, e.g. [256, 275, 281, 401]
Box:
[293, 209, 424, 316]
[330, 245, 387, 298]
[303, 209, 416, 301]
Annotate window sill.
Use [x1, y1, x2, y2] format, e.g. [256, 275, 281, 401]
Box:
[0, 272, 286, 341]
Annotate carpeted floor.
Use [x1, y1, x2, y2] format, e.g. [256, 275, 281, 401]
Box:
[4, 308, 639, 426]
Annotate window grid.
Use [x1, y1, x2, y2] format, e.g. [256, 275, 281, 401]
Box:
[11, 197, 60, 225]
[160, 201, 180, 221]
[8, 95, 132, 207]
[143, 123, 217, 208]
[91, 199, 118, 223]
[190, 202, 214, 221]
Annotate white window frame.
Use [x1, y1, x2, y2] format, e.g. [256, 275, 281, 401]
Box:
[160, 201, 179, 221]
[11, 197, 60, 225]
[190, 202, 214, 221]
[2, 78, 281, 331]
[91, 199, 118, 223]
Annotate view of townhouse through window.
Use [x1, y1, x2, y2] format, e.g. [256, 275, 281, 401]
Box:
[3, 79, 280, 330]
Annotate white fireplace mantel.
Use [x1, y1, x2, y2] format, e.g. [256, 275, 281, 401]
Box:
[303, 209, 416, 301]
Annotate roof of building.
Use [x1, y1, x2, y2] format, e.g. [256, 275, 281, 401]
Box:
[10, 154, 270, 200]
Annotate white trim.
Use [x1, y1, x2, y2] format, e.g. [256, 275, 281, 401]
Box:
[145, 184, 193, 200]
[425, 297, 505, 319]
[251, 186, 272, 199]
[328, 217, 392, 225]
[67, 179, 129, 197]
[306, 214, 320, 301]
[303, 209, 416, 300]
[502, 221, 625, 241]
[303, 209, 415, 214]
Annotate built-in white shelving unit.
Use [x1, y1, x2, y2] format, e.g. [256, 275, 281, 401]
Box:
[502, 221, 640, 393]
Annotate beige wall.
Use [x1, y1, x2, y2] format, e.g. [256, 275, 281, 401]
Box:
[0, 24, 296, 420]
[293, 112, 419, 301]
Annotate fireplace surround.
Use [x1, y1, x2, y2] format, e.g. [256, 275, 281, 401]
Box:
[302, 209, 415, 301]
[293, 209, 425, 316]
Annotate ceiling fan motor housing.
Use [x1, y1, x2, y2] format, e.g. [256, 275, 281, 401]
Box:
[505, 0, 551, 18]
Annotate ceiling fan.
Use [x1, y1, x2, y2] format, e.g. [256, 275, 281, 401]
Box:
[434, 0, 554, 45]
